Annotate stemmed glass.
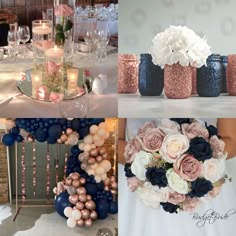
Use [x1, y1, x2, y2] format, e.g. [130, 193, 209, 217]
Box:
[84, 30, 96, 61]
[7, 31, 18, 60]
[17, 25, 30, 58]
[95, 28, 110, 62]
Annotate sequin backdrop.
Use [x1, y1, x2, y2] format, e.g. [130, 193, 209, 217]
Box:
[119, 0, 236, 54]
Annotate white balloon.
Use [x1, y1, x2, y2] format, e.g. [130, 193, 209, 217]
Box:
[72, 209, 81, 220]
[67, 218, 76, 228]
[90, 125, 98, 134]
[84, 135, 93, 144]
[95, 175, 102, 183]
[98, 122, 106, 129]
[100, 160, 112, 172]
[95, 166, 105, 175]
[53, 187, 57, 194]
[79, 143, 85, 150]
[97, 128, 106, 137]
[101, 173, 107, 180]
[90, 163, 98, 170]
[84, 144, 92, 152]
[67, 134, 79, 146]
[64, 207, 73, 218]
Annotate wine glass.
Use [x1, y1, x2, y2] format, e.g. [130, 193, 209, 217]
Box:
[17, 25, 30, 58]
[84, 30, 95, 60]
[7, 31, 18, 60]
[95, 28, 110, 62]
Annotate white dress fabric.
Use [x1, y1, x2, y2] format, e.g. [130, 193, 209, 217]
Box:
[119, 119, 236, 236]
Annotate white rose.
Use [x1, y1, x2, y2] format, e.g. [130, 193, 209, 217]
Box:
[202, 158, 226, 183]
[166, 168, 189, 194]
[131, 151, 152, 180]
[137, 182, 169, 208]
[157, 119, 180, 134]
[160, 134, 189, 163]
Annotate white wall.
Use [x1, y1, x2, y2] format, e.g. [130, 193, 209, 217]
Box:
[119, 0, 236, 55]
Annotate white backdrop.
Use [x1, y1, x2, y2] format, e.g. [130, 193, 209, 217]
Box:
[119, 0, 236, 54]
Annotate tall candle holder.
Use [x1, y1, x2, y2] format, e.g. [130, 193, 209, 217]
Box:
[32, 20, 53, 71]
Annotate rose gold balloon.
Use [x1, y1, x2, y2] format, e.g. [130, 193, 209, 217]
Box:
[57, 139, 62, 144]
[69, 194, 79, 204]
[76, 202, 85, 210]
[66, 128, 73, 135]
[77, 219, 84, 227]
[111, 182, 118, 189]
[81, 163, 87, 170]
[65, 178, 72, 186]
[111, 176, 116, 182]
[85, 200, 96, 210]
[99, 147, 106, 155]
[102, 153, 108, 159]
[104, 178, 111, 186]
[78, 194, 87, 202]
[79, 178, 86, 185]
[60, 134, 68, 142]
[88, 157, 96, 165]
[104, 186, 110, 191]
[85, 218, 93, 227]
[90, 210, 98, 220]
[86, 195, 92, 201]
[96, 155, 103, 163]
[81, 209, 90, 220]
[77, 186, 87, 195]
[78, 153, 87, 162]
[90, 149, 98, 157]
[71, 173, 80, 180]
[72, 179, 80, 188]
[111, 190, 117, 195]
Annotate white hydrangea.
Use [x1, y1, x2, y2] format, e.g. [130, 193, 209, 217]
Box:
[150, 25, 212, 68]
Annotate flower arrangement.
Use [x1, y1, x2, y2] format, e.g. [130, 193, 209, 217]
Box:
[124, 119, 228, 213]
[150, 25, 212, 68]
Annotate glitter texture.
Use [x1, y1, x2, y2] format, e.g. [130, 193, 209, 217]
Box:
[32, 142, 36, 198]
[139, 54, 164, 96]
[21, 143, 26, 202]
[64, 145, 68, 179]
[191, 67, 197, 95]
[226, 55, 236, 95]
[118, 54, 138, 93]
[164, 63, 192, 99]
[46, 144, 50, 199]
[197, 54, 222, 97]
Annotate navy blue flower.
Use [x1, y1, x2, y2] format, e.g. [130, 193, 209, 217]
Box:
[170, 118, 191, 125]
[188, 137, 213, 161]
[160, 202, 179, 213]
[188, 178, 213, 198]
[124, 163, 135, 178]
[145, 167, 168, 187]
[205, 123, 218, 137]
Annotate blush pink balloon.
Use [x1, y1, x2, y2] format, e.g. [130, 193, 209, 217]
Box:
[96, 155, 103, 163]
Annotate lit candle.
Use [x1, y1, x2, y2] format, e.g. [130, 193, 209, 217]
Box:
[32, 23, 52, 35]
[31, 70, 43, 97]
[45, 46, 64, 58]
[67, 68, 79, 94]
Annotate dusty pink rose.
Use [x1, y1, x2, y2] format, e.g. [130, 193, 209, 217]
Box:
[208, 185, 222, 198]
[139, 128, 165, 153]
[182, 122, 209, 140]
[84, 69, 91, 77]
[210, 135, 225, 158]
[54, 4, 74, 17]
[127, 176, 143, 192]
[124, 138, 142, 163]
[49, 92, 64, 103]
[36, 86, 48, 100]
[168, 192, 185, 205]
[158, 118, 180, 134]
[174, 154, 202, 181]
[47, 61, 61, 76]
[182, 197, 203, 212]
[137, 121, 156, 138]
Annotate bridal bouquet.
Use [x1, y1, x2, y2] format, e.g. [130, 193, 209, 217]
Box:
[124, 119, 228, 213]
[150, 25, 211, 68]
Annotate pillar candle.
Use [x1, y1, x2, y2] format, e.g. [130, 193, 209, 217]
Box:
[67, 68, 79, 94]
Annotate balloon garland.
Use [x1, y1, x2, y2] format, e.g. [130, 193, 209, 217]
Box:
[1, 118, 118, 229]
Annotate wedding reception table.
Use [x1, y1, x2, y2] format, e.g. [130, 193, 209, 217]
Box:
[0, 46, 118, 118]
[118, 93, 236, 118]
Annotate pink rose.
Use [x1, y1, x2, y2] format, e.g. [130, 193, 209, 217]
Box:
[36, 86, 48, 100]
[139, 128, 165, 153]
[54, 4, 74, 17]
[84, 69, 91, 77]
[137, 121, 156, 138]
[208, 185, 222, 198]
[209, 135, 225, 158]
[49, 92, 64, 103]
[182, 197, 203, 212]
[124, 138, 142, 163]
[182, 122, 209, 140]
[160, 134, 189, 163]
[127, 177, 143, 192]
[158, 118, 180, 134]
[168, 191, 185, 205]
[174, 154, 202, 181]
[47, 61, 61, 76]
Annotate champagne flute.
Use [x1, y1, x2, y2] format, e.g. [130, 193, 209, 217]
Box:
[17, 25, 30, 58]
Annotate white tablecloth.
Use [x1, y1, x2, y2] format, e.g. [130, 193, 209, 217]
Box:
[0, 48, 117, 118]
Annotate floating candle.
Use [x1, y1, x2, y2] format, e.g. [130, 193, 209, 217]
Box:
[32, 23, 52, 35]
[45, 46, 64, 58]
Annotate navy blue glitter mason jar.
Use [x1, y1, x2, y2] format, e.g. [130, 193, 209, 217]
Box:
[221, 56, 228, 93]
[138, 54, 164, 96]
[197, 54, 222, 97]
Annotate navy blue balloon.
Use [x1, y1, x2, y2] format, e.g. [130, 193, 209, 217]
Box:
[97, 182, 105, 191]
[85, 183, 98, 197]
[108, 201, 118, 214]
[35, 127, 47, 142]
[2, 133, 15, 146]
[71, 145, 81, 156]
[71, 119, 80, 130]
[91, 118, 105, 125]
[96, 199, 109, 219]
[59, 118, 67, 126]
[47, 136, 57, 144]
[16, 135, 24, 142]
[48, 124, 62, 139]
[55, 191, 73, 218]
[78, 127, 90, 139]
[11, 127, 20, 135]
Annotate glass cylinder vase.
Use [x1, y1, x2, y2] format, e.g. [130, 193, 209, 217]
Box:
[226, 55, 236, 95]
[197, 54, 222, 97]
[118, 54, 138, 94]
[164, 63, 192, 99]
[32, 20, 53, 70]
[54, 0, 75, 59]
[45, 46, 65, 94]
[138, 54, 164, 96]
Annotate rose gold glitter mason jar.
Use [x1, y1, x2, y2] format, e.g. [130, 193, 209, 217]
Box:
[118, 54, 138, 93]
[191, 67, 197, 95]
[226, 55, 236, 95]
[164, 63, 192, 99]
